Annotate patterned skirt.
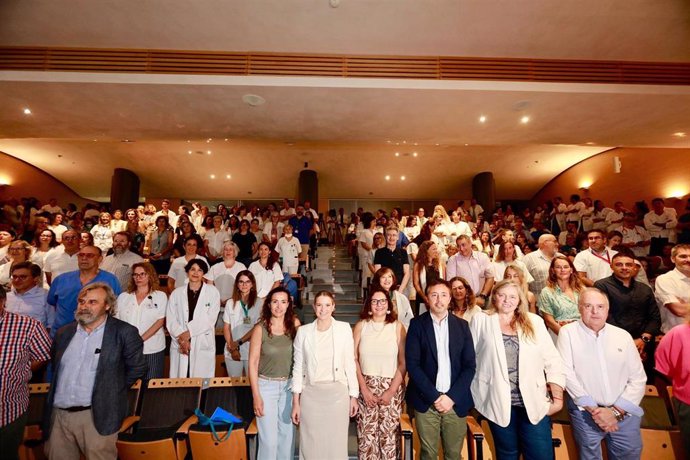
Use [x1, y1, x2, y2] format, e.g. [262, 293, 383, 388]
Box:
[357, 375, 405, 460]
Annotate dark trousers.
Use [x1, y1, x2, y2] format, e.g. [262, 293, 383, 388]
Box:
[675, 397, 690, 458]
[487, 406, 554, 460]
[0, 411, 28, 460]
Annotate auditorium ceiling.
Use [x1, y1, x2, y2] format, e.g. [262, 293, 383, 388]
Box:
[1, 0, 689, 201]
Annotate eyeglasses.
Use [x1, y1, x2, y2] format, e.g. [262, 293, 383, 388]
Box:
[132, 272, 148, 278]
[370, 298, 388, 306]
[77, 253, 98, 259]
[237, 280, 252, 285]
[11, 274, 30, 280]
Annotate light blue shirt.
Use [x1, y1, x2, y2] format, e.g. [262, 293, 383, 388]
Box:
[53, 321, 106, 408]
[432, 313, 451, 393]
[6, 286, 53, 328]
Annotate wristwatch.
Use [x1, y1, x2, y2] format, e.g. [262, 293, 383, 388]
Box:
[610, 406, 626, 422]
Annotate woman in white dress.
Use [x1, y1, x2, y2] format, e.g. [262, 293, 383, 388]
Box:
[167, 259, 220, 378]
[291, 291, 359, 459]
[115, 262, 167, 379]
[223, 270, 262, 377]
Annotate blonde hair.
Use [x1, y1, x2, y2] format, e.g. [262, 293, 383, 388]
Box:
[487, 279, 536, 341]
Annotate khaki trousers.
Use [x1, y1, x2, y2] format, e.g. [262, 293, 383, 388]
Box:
[46, 408, 117, 460]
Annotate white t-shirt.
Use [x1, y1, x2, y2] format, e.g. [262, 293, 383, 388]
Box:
[205, 260, 247, 302]
[249, 260, 283, 298]
[167, 255, 208, 287]
[204, 229, 231, 259]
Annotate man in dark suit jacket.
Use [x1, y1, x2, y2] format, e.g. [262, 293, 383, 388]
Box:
[43, 282, 146, 459]
[406, 279, 476, 460]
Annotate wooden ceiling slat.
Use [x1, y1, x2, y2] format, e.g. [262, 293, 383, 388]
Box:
[1, 46, 689, 85]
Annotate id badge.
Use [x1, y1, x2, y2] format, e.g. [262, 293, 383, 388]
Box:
[243, 316, 252, 325]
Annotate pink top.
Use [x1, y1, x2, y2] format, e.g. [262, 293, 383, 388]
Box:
[655, 323, 690, 405]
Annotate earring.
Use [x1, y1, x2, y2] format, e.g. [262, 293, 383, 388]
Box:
[368, 311, 373, 315]
[386, 310, 391, 314]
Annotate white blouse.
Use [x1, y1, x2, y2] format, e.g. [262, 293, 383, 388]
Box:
[115, 290, 168, 354]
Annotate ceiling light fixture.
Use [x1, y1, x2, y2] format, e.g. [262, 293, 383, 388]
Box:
[187, 150, 192, 154]
[673, 132, 687, 138]
[224, 138, 229, 141]
[520, 116, 530, 124]
[210, 174, 216, 179]
[206, 138, 212, 143]
[395, 152, 400, 157]
[412, 152, 418, 157]
[22, 108, 31, 115]
[385, 175, 390, 181]
[401, 176, 406, 181]
[226, 174, 231, 179]
[207, 150, 212, 155]
[479, 115, 487, 123]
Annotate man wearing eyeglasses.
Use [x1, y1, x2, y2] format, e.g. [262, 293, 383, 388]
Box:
[6, 261, 53, 330]
[47, 245, 121, 336]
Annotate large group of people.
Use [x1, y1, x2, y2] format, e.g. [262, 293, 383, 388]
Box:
[0, 194, 689, 460]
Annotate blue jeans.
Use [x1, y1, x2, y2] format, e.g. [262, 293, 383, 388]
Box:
[257, 378, 295, 460]
[568, 399, 642, 460]
[487, 406, 553, 460]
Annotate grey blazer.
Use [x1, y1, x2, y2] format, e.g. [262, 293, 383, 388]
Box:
[43, 315, 147, 437]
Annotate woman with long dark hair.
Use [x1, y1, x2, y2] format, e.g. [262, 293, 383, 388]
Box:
[248, 287, 300, 460]
[223, 270, 261, 377]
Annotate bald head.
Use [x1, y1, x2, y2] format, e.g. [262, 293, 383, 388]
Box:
[538, 234, 558, 257]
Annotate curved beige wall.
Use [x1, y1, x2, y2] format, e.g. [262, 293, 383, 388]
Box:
[0, 151, 96, 207]
[532, 148, 690, 213]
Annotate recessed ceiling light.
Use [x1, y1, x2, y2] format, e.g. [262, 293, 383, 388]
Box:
[186, 140, 191, 143]
[435, 143, 440, 146]
[413, 142, 418, 146]
[187, 150, 192, 154]
[226, 174, 231, 179]
[242, 94, 266, 107]
[386, 140, 391, 144]
[401, 176, 406, 181]
[385, 175, 390, 181]
[207, 150, 212, 155]
[93, 139, 98, 142]
[412, 152, 418, 157]
[121, 139, 134, 143]
[210, 174, 216, 179]
[673, 132, 687, 138]
[585, 142, 595, 145]
[395, 142, 399, 146]
[402, 140, 407, 144]
[395, 152, 400, 157]
[224, 138, 229, 142]
[520, 116, 530, 124]
[207, 138, 212, 143]
[23, 108, 31, 115]
[479, 115, 487, 123]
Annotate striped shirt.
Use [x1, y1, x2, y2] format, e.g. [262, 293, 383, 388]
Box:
[0, 310, 52, 426]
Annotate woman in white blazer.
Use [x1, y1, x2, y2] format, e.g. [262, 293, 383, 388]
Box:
[167, 259, 220, 378]
[291, 290, 359, 459]
[470, 279, 565, 460]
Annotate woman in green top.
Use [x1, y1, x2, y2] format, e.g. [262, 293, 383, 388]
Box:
[248, 287, 301, 460]
[538, 255, 583, 340]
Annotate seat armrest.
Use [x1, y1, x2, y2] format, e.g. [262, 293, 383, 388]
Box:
[119, 415, 140, 433]
[399, 413, 413, 435]
[466, 416, 485, 440]
[246, 418, 258, 436]
[175, 415, 199, 437]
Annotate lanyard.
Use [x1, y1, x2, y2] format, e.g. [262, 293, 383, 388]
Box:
[240, 300, 249, 318]
[590, 249, 610, 264]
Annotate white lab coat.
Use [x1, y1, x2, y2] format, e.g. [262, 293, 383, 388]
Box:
[167, 283, 220, 378]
